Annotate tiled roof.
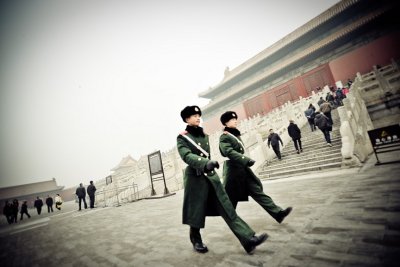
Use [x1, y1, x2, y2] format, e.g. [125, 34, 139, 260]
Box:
[199, 0, 360, 98]
[202, 4, 389, 112]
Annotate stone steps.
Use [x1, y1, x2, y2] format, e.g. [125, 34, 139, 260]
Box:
[263, 150, 342, 171]
[259, 162, 342, 180]
[258, 109, 343, 180]
[260, 155, 343, 176]
[281, 137, 341, 154]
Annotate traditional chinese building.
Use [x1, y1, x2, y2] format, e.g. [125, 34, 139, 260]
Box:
[199, 0, 400, 132]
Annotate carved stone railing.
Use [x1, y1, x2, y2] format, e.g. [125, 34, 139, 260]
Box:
[337, 60, 400, 166]
[337, 84, 374, 166]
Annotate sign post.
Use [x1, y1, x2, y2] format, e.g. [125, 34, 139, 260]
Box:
[367, 124, 400, 165]
[147, 150, 170, 196]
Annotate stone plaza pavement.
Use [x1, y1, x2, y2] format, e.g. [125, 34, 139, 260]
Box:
[0, 152, 399, 267]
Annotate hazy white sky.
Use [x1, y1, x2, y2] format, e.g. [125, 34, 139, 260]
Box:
[0, 0, 339, 188]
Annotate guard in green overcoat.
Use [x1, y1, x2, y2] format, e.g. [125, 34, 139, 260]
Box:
[177, 105, 268, 254]
[219, 111, 292, 224]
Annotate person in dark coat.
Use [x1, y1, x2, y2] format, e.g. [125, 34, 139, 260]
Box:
[314, 111, 333, 146]
[177, 105, 268, 254]
[86, 181, 97, 209]
[46, 195, 54, 213]
[3, 201, 13, 224]
[304, 104, 316, 131]
[20, 201, 31, 220]
[75, 183, 87, 210]
[287, 120, 303, 154]
[219, 111, 292, 222]
[11, 199, 19, 223]
[267, 129, 283, 160]
[34, 197, 43, 215]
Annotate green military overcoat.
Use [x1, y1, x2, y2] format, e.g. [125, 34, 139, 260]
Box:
[177, 131, 236, 229]
[219, 132, 263, 204]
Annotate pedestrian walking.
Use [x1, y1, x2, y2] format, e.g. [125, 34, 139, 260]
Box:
[320, 100, 333, 124]
[55, 194, 63, 210]
[287, 119, 303, 154]
[20, 201, 31, 220]
[177, 105, 268, 254]
[87, 181, 97, 209]
[75, 183, 88, 210]
[267, 129, 283, 160]
[335, 87, 345, 106]
[46, 195, 54, 213]
[304, 104, 316, 131]
[34, 196, 43, 215]
[314, 111, 333, 146]
[219, 111, 292, 222]
[11, 199, 19, 223]
[3, 201, 13, 224]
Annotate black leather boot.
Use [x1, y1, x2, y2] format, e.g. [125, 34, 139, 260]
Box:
[245, 233, 268, 254]
[276, 207, 293, 224]
[190, 227, 208, 253]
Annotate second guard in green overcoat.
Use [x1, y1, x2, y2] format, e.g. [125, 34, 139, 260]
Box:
[219, 111, 292, 224]
[177, 105, 268, 254]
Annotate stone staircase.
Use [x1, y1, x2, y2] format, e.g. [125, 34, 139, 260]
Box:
[258, 108, 342, 180]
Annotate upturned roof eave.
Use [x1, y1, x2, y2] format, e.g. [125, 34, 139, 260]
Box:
[198, 0, 360, 99]
[201, 6, 388, 113]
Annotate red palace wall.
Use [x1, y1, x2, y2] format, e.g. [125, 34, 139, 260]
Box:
[243, 63, 334, 118]
[329, 33, 400, 83]
[203, 34, 400, 133]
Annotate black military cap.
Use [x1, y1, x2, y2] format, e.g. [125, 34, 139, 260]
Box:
[180, 105, 202, 122]
[220, 111, 238, 125]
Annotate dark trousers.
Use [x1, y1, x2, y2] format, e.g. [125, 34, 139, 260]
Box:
[89, 195, 95, 208]
[324, 112, 333, 125]
[190, 227, 202, 244]
[272, 144, 281, 159]
[307, 118, 315, 131]
[20, 211, 31, 220]
[5, 215, 13, 224]
[212, 189, 255, 249]
[321, 129, 331, 143]
[230, 177, 282, 221]
[47, 205, 53, 213]
[78, 197, 87, 210]
[189, 180, 255, 250]
[293, 138, 302, 151]
[36, 207, 42, 215]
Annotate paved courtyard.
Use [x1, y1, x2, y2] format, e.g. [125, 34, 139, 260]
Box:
[1, 152, 400, 267]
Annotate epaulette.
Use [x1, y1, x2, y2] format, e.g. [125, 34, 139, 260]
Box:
[180, 130, 188, 135]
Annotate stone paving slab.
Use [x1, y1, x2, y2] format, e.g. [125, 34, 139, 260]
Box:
[1, 153, 400, 266]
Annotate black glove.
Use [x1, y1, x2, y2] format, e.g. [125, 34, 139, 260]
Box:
[205, 160, 219, 171]
[247, 159, 255, 167]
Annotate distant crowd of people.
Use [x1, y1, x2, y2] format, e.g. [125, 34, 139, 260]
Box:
[2, 194, 63, 225]
[3, 180, 99, 225]
[267, 82, 353, 159]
